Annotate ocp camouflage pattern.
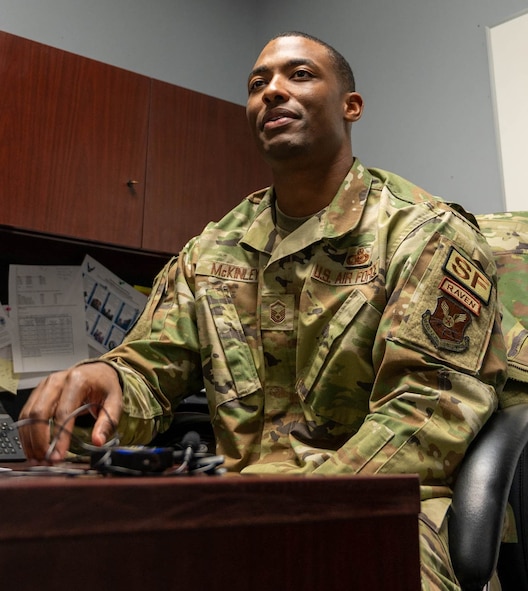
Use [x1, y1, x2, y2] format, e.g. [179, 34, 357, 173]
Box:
[100, 159, 508, 524]
[476, 211, 528, 387]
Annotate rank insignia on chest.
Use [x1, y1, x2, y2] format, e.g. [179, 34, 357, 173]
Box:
[270, 299, 287, 324]
[261, 294, 294, 330]
[422, 296, 472, 352]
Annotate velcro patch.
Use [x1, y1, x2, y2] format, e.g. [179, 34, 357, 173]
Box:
[443, 247, 491, 304]
[261, 294, 295, 331]
[311, 260, 379, 285]
[422, 296, 472, 352]
[439, 276, 481, 316]
[345, 246, 372, 268]
[393, 236, 495, 373]
[207, 261, 259, 283]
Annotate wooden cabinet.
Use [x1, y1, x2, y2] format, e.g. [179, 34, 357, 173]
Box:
[0, 31, 150, 248]
[144, 80, 271, 252]
[0, 31, 272, 254]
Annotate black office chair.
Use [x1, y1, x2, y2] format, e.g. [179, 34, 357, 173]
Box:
[449, 403, 528, 591]
[498, 436, 528, 591]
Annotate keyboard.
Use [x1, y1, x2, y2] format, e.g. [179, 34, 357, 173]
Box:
[0, 414, 26, 461]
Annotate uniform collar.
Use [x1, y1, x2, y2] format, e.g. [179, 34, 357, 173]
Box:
[240, 159, 373, 257]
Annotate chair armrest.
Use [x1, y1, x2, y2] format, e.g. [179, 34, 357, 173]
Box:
[449, 404, 528, 591]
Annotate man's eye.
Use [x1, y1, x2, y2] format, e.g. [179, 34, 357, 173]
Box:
[292, 70, 313, 80]
[249, 79, 266, 92]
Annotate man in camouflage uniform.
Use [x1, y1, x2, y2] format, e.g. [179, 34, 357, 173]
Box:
[20, 32, 509, 590]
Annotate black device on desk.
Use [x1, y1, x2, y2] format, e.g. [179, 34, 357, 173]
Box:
[0, 392, 32, 461]
[0, 412, 25, 461]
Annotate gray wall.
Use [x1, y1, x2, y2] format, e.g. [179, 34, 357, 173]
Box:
[2, 0, 527, 213]
[0, 0, 259, 105]
[253, 0, 528, 213]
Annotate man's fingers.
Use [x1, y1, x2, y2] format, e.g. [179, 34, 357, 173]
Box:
[92, 387, 123, 447]
[18, 363, 123, 461]
[18, 417, 53, 462]
[18, 371, 67, 461]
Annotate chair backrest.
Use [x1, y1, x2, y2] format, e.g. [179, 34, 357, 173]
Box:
[449, 404, 528, 591]
[498, 443, 528, 590]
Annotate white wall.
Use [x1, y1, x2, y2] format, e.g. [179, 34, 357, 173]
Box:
[0, 0, 259, 105]
[488, 10, 528, 212]
[254, 0, 528, 214]
[2, 0, 528, 213]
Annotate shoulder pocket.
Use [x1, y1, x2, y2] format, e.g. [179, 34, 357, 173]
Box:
[393, 236, 495, 374]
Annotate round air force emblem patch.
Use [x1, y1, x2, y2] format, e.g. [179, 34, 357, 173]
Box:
[422, 296, 471, 352]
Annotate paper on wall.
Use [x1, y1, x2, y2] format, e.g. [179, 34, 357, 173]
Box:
[3, 256, 149, 387]
[82, 255, 147, 355]
[8, 265, 89, 374]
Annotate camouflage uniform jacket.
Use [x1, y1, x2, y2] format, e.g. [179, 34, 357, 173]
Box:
[476, 211, 528, 405]
[101, 159, 507, 524]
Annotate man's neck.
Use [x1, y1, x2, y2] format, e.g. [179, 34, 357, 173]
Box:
[271, 155, 354, 217]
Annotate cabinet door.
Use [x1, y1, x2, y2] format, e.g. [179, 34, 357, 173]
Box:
[0, 32, 149, 247]
[143, 80, 272, 253]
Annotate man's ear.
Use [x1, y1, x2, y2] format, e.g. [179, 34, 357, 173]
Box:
[344, 92, 364, 123]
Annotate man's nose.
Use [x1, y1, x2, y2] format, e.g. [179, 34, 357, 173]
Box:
[263, 75, 288, 103]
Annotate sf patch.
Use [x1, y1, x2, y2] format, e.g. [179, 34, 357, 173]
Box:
[443, 246, 492, 305]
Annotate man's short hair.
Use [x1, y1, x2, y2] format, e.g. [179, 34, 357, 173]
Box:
[271, 31, 356, 92]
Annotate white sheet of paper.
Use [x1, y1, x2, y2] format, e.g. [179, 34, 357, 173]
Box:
[82, 255, 147, 355]
[0, 304, 13, 349]
[9, 265, 89, 374]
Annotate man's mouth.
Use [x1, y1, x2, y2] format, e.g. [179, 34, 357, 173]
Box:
[262, 109, 298, 130]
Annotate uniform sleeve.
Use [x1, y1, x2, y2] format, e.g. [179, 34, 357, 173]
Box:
[98, 248, 203, 444]
[313, 213, 508, 490]
[477, 212, 528, 404]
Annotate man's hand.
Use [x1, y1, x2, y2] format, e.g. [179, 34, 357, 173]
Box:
[18, 362, 123, 462]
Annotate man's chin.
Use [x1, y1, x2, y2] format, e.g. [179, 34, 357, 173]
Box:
[258, 137, 307, 162]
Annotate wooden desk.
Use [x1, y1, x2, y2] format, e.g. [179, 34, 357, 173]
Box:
[0, 472, 420, 590]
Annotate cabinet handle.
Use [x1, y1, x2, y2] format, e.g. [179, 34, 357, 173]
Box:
[127, 180, 139, 187]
